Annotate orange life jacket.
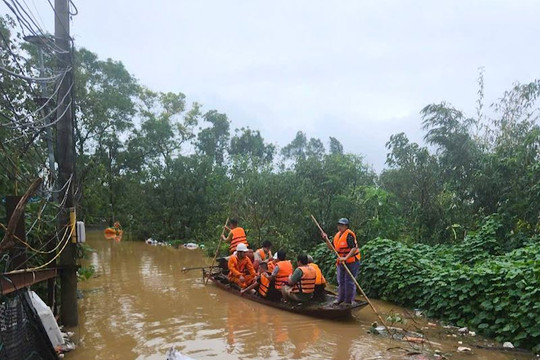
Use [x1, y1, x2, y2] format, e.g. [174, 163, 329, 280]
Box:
[258, 273, 271, 297]
[256, 248, 272, 261]
[292, 265, 316, 293]
[333, 228, 360, 264]
[229, 227, 248, 254]
[267, 261, 276, 273]
[308, 263, 326, 285]
[274, 260, 293, 289]
[228, 254, 254, 280]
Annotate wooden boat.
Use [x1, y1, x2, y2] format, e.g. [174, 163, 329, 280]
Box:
[203, 268, 368, 319]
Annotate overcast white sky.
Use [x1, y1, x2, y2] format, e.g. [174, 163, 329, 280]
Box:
[4, 0, 540, 171]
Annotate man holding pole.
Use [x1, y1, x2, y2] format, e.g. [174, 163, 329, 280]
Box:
[321, 218, 360, 305]
[221, 218, 249, 254]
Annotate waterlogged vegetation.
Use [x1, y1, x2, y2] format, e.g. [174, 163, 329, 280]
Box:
[1, 16, 539, 352]
[358, 237, 540, 352]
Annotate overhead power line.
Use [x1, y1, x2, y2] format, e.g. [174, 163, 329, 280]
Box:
[0, 64, 69, 82]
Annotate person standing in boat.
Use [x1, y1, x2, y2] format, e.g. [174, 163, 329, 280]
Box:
[321, 218, 360, 305]
[253, 240, 272, 270]
[228, 243, 256, 289]
[222, 218, 249, 254]
[281, 254, 317, 303]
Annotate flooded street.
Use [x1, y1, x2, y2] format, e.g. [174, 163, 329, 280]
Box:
[66, 232, 533, 360]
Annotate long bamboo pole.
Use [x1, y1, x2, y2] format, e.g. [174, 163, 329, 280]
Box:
[204, 217, 229, 285]
[310, 215, 391, 335]
[182, 265, 213, 272]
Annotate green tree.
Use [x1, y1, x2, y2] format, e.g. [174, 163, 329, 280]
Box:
[329, 136, 344, 155]
[381, 132, 443, 243]
[73, 48, 139, 224]
[196, 110, 230, 165]
[229, 127, 275, 164]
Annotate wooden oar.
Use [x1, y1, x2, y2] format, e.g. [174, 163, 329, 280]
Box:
[310, 214, 392, 336]
[204, 217, 229, 285]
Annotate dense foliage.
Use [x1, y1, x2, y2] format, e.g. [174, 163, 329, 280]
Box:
[1, 17, 539, 351]
[356, 235, 540, 352]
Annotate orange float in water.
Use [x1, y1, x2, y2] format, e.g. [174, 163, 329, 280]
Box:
[104, 227, 117, 235]
[104, 226, 123, 241]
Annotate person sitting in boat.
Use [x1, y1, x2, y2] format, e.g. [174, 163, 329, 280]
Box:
[227, 243, 256, 289]
[307, 255, 327, 301]
[267, 252, 278, 273]
[253, 240, 272, 270]
[281, 253, 317, 303]
[269, 249, 293, 292]
[222, 218, 249, 254]
[240, 261, 273, 298]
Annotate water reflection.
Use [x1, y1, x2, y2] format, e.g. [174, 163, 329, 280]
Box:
[223, 300, 331, 359]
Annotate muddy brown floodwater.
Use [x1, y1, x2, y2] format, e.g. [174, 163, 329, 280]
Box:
[65, 231, 534, 360]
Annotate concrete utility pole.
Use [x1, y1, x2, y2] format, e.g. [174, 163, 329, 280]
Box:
[55, 0, 78, 326]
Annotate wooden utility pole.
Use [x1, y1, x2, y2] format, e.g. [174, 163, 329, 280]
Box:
[55, 0, 78, 327]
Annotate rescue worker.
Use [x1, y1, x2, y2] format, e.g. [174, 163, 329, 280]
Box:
[253, 240, 272, 270]
[269, 249, 293, 292]
[227, 243, 256, 289]
[240, 262, 273, 298]
[307, 255, 327, 301]
[281, 253, 317, 303]
[267, 252, 278, 273]
[321, 217, 360, 305]
[222, 218, 249, 254]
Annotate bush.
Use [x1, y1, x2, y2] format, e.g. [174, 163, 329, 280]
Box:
[77, 265, 96, 281]
[312, 243, 337, 281]
[358, 237, 540, 352]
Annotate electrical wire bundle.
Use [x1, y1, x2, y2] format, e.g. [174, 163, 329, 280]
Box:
[0, 0, 78, 273]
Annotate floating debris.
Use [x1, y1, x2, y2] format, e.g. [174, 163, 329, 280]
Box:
[369, 323, 426, 343]
[182, 243, 199, 249]
[166, 346, 196, 360]
[55, 329, 76, 357]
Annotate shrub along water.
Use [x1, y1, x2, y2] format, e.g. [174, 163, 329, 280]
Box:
[353, 237, 540, 352]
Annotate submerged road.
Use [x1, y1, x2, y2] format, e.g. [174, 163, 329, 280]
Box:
[66, 231, 532, 360]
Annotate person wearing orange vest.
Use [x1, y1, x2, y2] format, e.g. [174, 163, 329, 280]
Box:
[269, 249, 293, 292]
[228, 243, 256, 289]
[253, 240, 272, 270]
[255, 240, 273, 262]
[307, 255, 327, 301]
[222, 218, 249, 254]
[240, 261, 273, 298]
[321, 217, 360, 305]
[281, 254, 317, 303]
